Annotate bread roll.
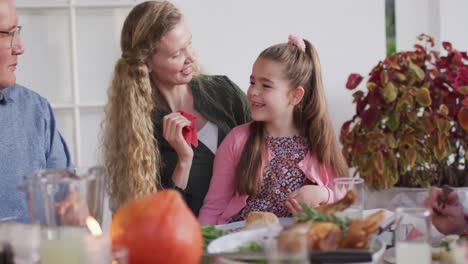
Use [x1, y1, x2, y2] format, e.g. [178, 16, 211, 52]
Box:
[244, 211, 279, 229]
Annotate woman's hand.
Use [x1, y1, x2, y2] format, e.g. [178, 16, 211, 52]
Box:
[423, 187, 468, 235]
[286, 185, 330, 214]
[162, 112, 194, 162]
[163, 112, 194, 189]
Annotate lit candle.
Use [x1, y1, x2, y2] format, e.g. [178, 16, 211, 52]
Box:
[80, 217, 111, 264]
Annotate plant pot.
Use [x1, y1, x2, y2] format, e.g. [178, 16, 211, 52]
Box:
[364, 186, 468, 211]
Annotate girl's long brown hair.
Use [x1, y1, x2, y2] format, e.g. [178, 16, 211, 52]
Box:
[235, 39, 349, 195]
[102, 1, 199, 211]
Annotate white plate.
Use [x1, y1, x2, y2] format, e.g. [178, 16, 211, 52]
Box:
[215, 217, 294, 232]
[208, 226, 386, 264]
[207, 226, 282, 254]
[209, 209, 393, 263]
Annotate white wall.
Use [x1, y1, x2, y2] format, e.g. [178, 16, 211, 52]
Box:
[174, 0, 386, 139]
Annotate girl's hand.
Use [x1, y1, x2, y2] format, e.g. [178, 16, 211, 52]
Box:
[286, 185, 329, 214]
[162, 112, 194, 162]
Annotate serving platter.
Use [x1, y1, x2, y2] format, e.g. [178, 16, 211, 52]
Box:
[207, 226, 386, 263]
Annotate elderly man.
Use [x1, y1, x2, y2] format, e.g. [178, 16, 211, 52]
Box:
[0, 0, 70, 223]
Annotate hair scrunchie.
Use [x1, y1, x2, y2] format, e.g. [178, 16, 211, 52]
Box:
[288, 34, 306, 52]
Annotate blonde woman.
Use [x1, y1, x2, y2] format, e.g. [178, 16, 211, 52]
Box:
[103, 1, 250, 215]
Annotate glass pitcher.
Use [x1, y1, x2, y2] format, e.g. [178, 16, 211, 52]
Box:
[19, 166, 106, 227]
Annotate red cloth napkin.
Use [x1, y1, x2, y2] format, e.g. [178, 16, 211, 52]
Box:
[177, 111, 198, 147]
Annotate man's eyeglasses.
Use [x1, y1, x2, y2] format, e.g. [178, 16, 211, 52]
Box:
[0, 26, 22, 48]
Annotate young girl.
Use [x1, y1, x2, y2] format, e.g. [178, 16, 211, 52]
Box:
[198, 35, 348, 225]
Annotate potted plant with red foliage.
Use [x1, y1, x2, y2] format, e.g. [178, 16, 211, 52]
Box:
[340, 34, 468, 209]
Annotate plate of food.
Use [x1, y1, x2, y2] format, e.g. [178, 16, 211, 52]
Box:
[206, 224, 385, 263]
[204, 191, 388, 263]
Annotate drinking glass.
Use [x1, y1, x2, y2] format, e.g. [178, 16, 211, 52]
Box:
[395, 207, 431, 264]
[20, 166, 106, 226]
[334, 177, 364, 219]
[19, 166, 107, 263]
[0, 223, 41, 264]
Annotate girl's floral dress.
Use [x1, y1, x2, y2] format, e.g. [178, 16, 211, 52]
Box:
[230, 135, 314, 222]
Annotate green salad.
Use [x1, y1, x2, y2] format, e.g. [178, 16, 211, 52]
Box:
[201, 225, 226, 249]
[238, 241, 263, 252]
[201, 225, 266, 263]
[237, 241, 266, 264]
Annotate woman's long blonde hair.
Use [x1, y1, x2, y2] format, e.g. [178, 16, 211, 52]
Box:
[235, 39, 349, 195]
[102, 1, 189, 210]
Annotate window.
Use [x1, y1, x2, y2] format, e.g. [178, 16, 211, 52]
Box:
[16, 0, 138, 166]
